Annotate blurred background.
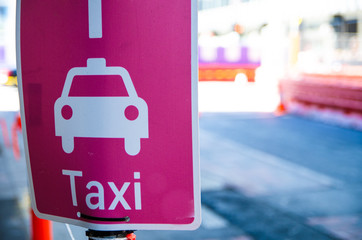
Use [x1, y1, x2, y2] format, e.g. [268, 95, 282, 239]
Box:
[0, 0, 362, 239]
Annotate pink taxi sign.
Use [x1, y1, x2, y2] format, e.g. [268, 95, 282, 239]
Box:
[16, 0, 200, 230]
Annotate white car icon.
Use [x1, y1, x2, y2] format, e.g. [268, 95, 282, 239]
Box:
[54, 58, 149, 156]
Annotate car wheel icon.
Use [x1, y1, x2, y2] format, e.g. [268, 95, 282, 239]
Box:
[62, 136, 74, 154]
[54, 58, 149, 156]
[125, 138, 141, 156]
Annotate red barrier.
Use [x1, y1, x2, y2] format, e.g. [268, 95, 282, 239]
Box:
[280, 74, 362, 113]
[12, 114, 22, 160]
[31, 210, 53, 240]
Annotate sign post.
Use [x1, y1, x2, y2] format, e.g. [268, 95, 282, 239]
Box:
[17, 0, 200, 233]
[86, 230, 136, 240]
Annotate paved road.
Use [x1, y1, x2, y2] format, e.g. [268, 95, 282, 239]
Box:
[198, 112, 362, 240]
[1, 81, 362, 239]
[1, 110, 361, 240]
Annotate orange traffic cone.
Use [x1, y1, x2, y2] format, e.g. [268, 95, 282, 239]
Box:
[127, 233, 136, 240]
[31, 209, 53, 240]
[274, 102, 287, 116]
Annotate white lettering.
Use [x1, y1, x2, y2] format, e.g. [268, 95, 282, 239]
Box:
[108, 182, 131, 210]
[86, 181, 105, 210]
[134, 172, 141, 210]
[61, 170, 142, 211]
[62, 170, 83, 206]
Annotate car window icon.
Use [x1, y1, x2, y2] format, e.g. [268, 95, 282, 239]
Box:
[54, 58, 149, 156]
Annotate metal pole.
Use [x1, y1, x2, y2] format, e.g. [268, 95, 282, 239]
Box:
[86, 230, 136, 240]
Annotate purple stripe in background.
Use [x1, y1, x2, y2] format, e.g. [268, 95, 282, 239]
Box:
[198, 46, 260, 65]
[0, 46, 5, 63]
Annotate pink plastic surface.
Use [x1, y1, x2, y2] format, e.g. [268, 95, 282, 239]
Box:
[18, 0, 199, 230]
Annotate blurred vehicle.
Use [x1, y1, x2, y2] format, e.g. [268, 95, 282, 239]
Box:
[198, 29, 261, 83]
[0, 69, 17, 86]
[199, 45, 260, 82]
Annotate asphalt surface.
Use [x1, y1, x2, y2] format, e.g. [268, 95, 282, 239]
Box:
[1, 110, 361, 240]
[0, 80, 362, 240]
[198, 112, 362, 240]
